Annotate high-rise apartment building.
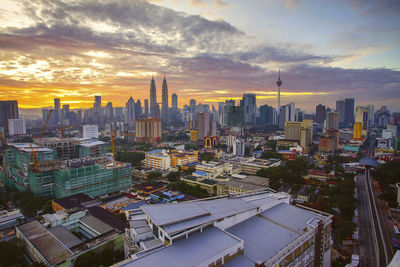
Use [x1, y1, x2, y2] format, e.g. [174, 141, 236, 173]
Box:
[326, 111, 339, 130]
[315, 104, 325, 124]
[0, 100, 19, 128]
[242, 93, 256, 128]
[135, 118, 162, 144]
[150, 76, 157, 118]
[335, 100, 345, 124]
[233, 138, 246, 156]
[284, 120, 313, 153]
[197, 112, 210, 140]
[344, 98, 355, 124]
[8, 119, 26, 136]
[82, 125, 99, 139]
[161, 77, 169, 123]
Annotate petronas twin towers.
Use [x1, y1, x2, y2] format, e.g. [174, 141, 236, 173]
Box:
[149, 75, 169, 123]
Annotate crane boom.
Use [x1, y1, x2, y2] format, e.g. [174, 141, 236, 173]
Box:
[31, 109, 53, 172]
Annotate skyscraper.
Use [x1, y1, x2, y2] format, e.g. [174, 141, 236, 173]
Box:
[344, 98, 355, 124]
[136, 99, 142, 118]
[161, 76, 169, 123]
[144, 99, 149, 118]
[126, 97, 135, 124]
[242, 93, 256, 128]
[190, 99, 197, 121]
[335, 100, 345, 124]
[276, 70, 282, 117]
[259, 104, 274, 126]
[150, 76, 157, 118]
[316, 104, 326, 124]
[94, 96, 101, 112]
[172, 93, 178, 110]
[0, 101, 19, 129]
[53, 98, 61, 124]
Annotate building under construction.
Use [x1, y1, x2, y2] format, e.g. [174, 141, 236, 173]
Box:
[2, 143, 132, 198]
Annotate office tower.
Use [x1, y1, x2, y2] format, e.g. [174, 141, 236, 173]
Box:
[126, 97, 135, 124]
[326, 112, 339, 130]
[315, 104, 325, 124]
[135, 118, 162, 144]
[62, 105, 70, 122]
[144, 99, 149, 118]
[259, 104, 274, 126]
[278, 106, 286, 129]
[114, 107, 124, 121]
[105, 102, 113, 118]
[136, 99, 142, 118]
[0, 100, 19, 128]
[172, 93, 178, 110]
[233, 138, 246, 157]
[42, 109, 51, 124]
[150, 76, 157, 118]
[335, 100, 345, 124]
[76, 110, 82, 123]
[220, 100, 235, 126]
[285, 102, 295, 122]
[8, 119, 26, 136]
[94, 96, 101, 112]
[161, 76, 169, 123]
[53, 98, 61, 124]
[197, 112, 210, 140]
[82, 125, 99, 139]
[242, 93, 256, 128]
[344, 98, 355, 124]
[366, 104, 374, 127]
[276, 70, 282, 117]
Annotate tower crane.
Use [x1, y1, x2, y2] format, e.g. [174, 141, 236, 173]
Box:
[31, 110, 53, 172]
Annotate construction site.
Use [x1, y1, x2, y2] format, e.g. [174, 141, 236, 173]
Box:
[2, 142, 132, 199]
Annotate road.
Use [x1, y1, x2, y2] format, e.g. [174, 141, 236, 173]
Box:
[358, 137, 395, 266]
[357, 173, 377, 266]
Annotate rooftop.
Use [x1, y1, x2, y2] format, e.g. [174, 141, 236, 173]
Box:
[54, 193, 99, 210]
[121, 226, 241, 267]
[17, 221, 73, 265]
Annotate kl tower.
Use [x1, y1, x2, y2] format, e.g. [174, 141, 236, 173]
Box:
[276, 69, 283, 118]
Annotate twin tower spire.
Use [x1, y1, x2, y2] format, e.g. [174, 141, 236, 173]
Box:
[150, 75, 168, 122]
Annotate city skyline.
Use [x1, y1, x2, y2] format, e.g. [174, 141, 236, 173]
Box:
[0, 0, 399, 112]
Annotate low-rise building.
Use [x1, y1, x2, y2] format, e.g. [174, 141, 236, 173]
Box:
[119, 191, 333, 267]
[306, 170, 335, 182]
[169, 150, 198, 168]
[0, 209, 24, 230]
[143, 149, 171, 170]
[238, 158, 281, 175]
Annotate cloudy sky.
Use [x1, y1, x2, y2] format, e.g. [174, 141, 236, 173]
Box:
[0, 0, 399, 112]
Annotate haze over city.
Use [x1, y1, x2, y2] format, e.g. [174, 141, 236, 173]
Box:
[0, 0, 399, 111]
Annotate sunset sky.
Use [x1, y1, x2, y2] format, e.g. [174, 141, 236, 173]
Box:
[0, 0, 399, 112]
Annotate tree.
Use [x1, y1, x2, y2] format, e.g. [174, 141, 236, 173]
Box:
[147, 171, 162, 180]
[42, 199, 54, 214]
[166, 172, 180, 183]
[185, 143, 198, 150]
[199, 152, 213, 162]
[75, 250, 98, 267]
[116, 151, 145, 167]
[0, 239, 26, 266]
[11, 191, 48, 217]
[261, 151, 282, 160]
[266, 140, 277, 151]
